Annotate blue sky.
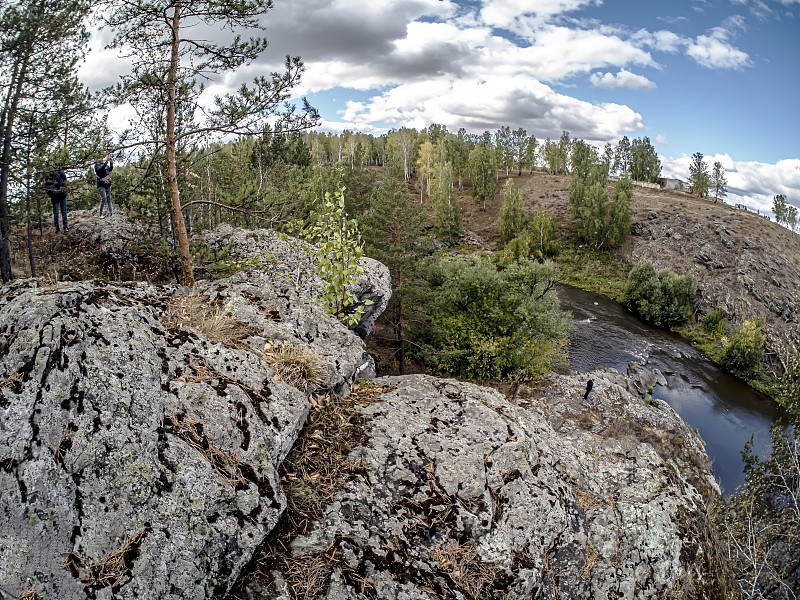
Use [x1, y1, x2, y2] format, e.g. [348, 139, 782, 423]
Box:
[81, 0, 800, 215]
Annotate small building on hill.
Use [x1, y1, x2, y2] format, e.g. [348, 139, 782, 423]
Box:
[660, 177, 689, 192]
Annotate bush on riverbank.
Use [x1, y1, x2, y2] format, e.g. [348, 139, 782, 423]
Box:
[622, 261, 696, 328]
[724, 318, 766, 375]
[411, 255, 572, 381]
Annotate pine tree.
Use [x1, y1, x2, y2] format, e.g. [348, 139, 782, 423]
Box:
[630, 137, 661, 183]
[100, 0, 319, 286]
[361, 171, 428, 373]
[0, 0, 92, 281]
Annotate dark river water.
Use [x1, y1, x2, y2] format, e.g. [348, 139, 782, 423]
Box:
[558, 284, 784, 496]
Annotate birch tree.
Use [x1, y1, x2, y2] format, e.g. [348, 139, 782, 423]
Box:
[468, 140, 496, 211]
[387, 127, 416, 181]
[711, 161, 727, 204]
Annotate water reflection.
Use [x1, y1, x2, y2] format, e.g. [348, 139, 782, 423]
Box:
[558, 284, 783, 496]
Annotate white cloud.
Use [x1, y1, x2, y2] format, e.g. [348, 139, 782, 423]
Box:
[517, 25, 656, 81]
[590, 69, 656, 90]
[77, 28, 132, 91]
[478, 0, 600, 30]
[661, 153, 800, 215]
[632, 29, 685, 53]
[340, 75, 644, 144]
[686, 21, 751, 69]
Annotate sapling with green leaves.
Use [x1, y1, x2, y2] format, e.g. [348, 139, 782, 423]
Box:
[305, 187, 370, 326]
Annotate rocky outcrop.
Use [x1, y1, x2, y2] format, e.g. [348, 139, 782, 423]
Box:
[266, 371, 736, 599]
[1, 221, 739, 599]
[626, 203, 800, 367]
[0, 272, 372, 599]
[201, 224, 391, 339]
[626, 363, 668, 399]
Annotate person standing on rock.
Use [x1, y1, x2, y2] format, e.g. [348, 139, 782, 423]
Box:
[94, 155, 114, 217]
[49, 165, 68, 233]
[583, 379, 594, 400]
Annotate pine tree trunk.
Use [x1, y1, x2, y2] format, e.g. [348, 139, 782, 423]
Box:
[166, 4, 194, 287]
[0, 56, 29, 282]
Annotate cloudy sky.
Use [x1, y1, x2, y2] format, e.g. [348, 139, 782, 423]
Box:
[80, 0, 800, 216]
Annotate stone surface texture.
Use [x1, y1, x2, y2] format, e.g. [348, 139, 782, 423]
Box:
[278, 372, 738, 600]
[0, 270, 373, 599]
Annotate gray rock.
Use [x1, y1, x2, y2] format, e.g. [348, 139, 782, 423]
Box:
[276, 372, 736, 599]
[626, 363, 668, 398]
[0, 273, 370, 599]
[695, 244, 725, 270]
[201, 224, 391, 339]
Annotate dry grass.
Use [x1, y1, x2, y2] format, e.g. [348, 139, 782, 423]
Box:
[62, 531, 145, 593]
[0, 368, 23, 386]
[230, 382, 393, 599]
[262, 341, 325, 391]
[18, 586, 38, 600]
[165, 294, 326, 392]
[430, 540, 506, 600]
[576, 488, 602, 512]
[263, 543, 340, 600]
[580, 544, 599, 581]
[163, 293, 256, 347]
[54, 421, 73, 465]
[278, 388, 384, 529]
[168, 410, 247, 488]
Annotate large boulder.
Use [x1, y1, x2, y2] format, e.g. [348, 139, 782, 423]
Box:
[0, 272, 371, 600]
[269, 371, 738, 599]
[201, 224, 391, 339]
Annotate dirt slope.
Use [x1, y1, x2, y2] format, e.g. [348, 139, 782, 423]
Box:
[452, 171, 800, 369]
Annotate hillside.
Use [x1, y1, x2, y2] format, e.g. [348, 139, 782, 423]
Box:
[447, 171, 800, 374]
[8, 169, 799, 379]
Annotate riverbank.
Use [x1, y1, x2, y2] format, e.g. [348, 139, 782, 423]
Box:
[552, 238, 789, 407]
[557, 283, 784, 495]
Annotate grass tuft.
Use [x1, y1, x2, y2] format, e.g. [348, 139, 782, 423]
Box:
[262, 341, 326, 391]
[163, 293, 257, 347]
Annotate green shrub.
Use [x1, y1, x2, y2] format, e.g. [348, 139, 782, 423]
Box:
[622, 261, 695, 328]
[723, 318, 765, 373]
[703, 308, 727, 338]
[412, 256, 572, 381]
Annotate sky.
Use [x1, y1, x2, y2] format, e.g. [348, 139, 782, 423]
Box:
[78, 0, 800, 217]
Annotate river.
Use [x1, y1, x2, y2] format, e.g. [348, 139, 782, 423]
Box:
[557, 284, 784, 496]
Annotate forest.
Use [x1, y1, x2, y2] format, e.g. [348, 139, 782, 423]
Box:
[1, 1, 798, 598]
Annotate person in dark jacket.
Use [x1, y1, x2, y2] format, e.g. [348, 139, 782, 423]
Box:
[50, 166, 68, 233]
[583, 379, 594, 400]
[94, 155, 113, 217]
